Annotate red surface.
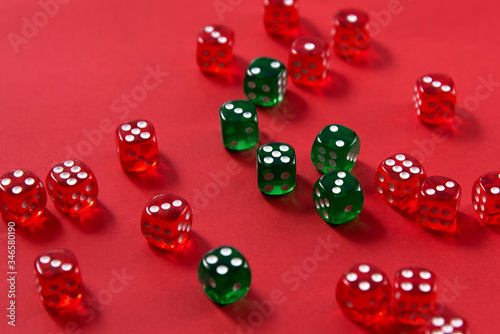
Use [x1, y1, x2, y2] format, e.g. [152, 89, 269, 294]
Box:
[1, 0, 500, 333]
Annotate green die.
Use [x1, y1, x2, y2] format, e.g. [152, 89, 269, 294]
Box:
[244, 57, 287, 107]
[198, 246, 251, 305]
[311, 124, 360, 173]
[313, 170, 364, 224]
[220, 100, 259, 150]
[257, 142, 296, 195]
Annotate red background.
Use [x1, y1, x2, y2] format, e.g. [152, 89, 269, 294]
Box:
[1, 0, 500, 333]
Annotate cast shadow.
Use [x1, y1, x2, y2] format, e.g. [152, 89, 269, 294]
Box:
[225, 146, 257, 166]
[67, 202, 114, 234]
[217, 289, 264, 322]
[147, 231, 211, 267]
[16, 210, 62, 244]
[336, 41, 392, 69]
[260, 175, 314, 213]
[47, 288, 100, 330]
[291, 70, 349, 99]
[420, 106, 482, 142]
[124, 153, 177, 190]
[298, 17, 325, 39]
[200, 54, 247, 86]
[259, 90, 308, 123]
[350, 161, 375, 195]
[329, 208, 387, 243]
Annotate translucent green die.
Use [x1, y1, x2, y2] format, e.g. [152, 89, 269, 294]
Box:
[244, 57, 287, 107]
[198, 246, 251, 305]
[257, 142, 296, 195]
[313, 170, 364, 225]
[220, 100, 259, 150]
[311, 124, 360, 173]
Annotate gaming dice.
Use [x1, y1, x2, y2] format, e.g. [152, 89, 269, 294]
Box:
[332, 8, 370, 58]
[426, 315, 469, 334]
[263, 0, 299, 36]
[197, 24, 234, 74]
[46, 160, 98, 214]
[375, 153, 427, 210]
[336, 264, 392, 325]
[289, 36, 329, 86]
[141, 193, 192, 250]
[244, 57, 287, 107]
[313, 171, 363, 224]
[0, 169, 46, 226]
[416, 176, 461, 232]
[198, 246, 251, 305]
[220, 100, 259, 150]
[472, 171, 500, 225]
[34, 249, 82, 311]
[311, 124, 360, 173]
[414, 74, 456, 124]
[257, 143, 296, 195]
[393, 267, 437, 326]
[116, 119, 158, 172]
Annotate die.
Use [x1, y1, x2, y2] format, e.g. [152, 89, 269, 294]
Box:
[263, 0, 299, 36]
[288, 36, 330, 86]
[257, 143, 296, 195]
[311, 124, 360, 173]
[219, 100, 259, 150]
[198, 246, 251, 305]
[414, 74, 456, 124]
[375, 153, 427, 210]
[416, 176, 461, 232]
[34, 249, 82, 311]
[426, 315, 469, 334]
[0, 169, 46, 226]
[141, 193, 192, 250]
[332, 8, 370, 58]
[244, 57, 287, 107]
[46, 160, 98, 214]
[472, 171, 500, 225]
[336, 263, 392, 325]
[392, 267, 437, 326]
[197, 24, 234, 74]
[116, 119, 158, 172]
[313, 170, 363, 225]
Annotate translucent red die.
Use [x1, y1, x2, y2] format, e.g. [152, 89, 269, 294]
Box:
[34, 249, 82, 311]
[392, 267, 437, 326]
[375, 153, 427, 210]
[288, 36, 329, 86]
[46, 160, 98, 214]
[0, 169, 46, 226]
[414, 74, 456, 125]
[116, 119, 158, 172]
[426, 315, 469, 334]
[197, 24, 234, 74]
[141, 193, 192, 250]
[472, 171, 500, 225]
[332, 8, 370, 58]
[336, 263, 392, 325]
[417, 176, 461, 232]
[263, 0, 299, 36]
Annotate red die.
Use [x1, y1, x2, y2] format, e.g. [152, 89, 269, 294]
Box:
[426, 315, 469, 334]
[34, 249, 82, 311]
[332, 8, 370, 58]
[393, 267, 437, 326]
[288, 36, 329, 86]
[472, 171, 500, 225]
[197, 25, 234, 74]
[116, 119, 158, 172]
[375, 154, 427, 210]
[414, 74, 456, 125]
[263, 0, 299, 36]
[0, 169, 46, 226]
[336, 263, 392, 325]
[417, 176, 461, 232]
[141, 193, 192, 250]
[46, 160, 98, 214]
